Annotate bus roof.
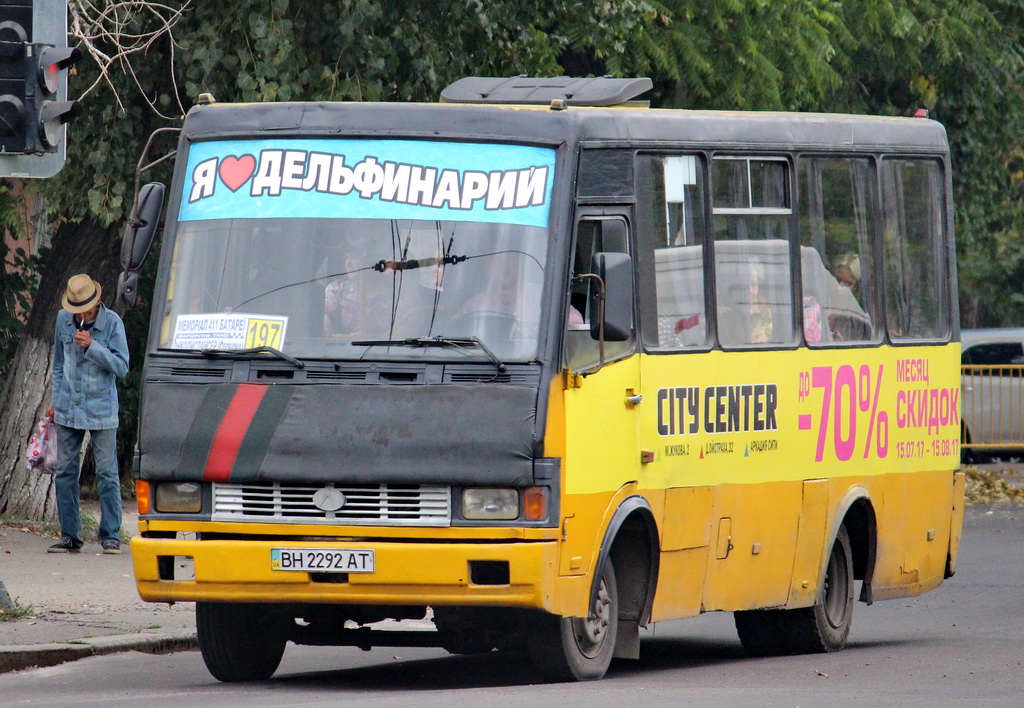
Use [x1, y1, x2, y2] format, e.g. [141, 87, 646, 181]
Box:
[180, 97, 949, 154]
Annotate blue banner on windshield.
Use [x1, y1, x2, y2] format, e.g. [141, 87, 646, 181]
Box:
[178, 138, 555, 228]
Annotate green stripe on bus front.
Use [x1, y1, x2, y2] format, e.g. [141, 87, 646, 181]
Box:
[175, 384, 238, 479]
[231, 384, 296, 480]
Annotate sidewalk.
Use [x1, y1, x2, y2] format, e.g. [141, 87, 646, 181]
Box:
[0, 500, 196, 673]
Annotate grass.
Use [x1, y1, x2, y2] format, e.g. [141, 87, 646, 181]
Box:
[80, 509, 99, 537]
[0, 604, 35, 622]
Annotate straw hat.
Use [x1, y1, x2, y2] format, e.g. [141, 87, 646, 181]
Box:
[61, 274, 102, 314]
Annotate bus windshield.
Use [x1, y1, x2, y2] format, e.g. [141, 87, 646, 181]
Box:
[158, 136, 556, 362]
[159, 217, 549, 361]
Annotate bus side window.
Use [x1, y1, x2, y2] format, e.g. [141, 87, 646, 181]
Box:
[569, 221, 599, 326]
[712, 157, 795, 348]
[636, 153, 709, 350]
[881, 158, 949, 340]
[799, 156, 878, 345]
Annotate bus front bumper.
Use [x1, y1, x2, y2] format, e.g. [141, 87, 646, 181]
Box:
[131, 535, 565, 612]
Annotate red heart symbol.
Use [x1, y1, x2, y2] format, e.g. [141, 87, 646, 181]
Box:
[218, 154, 256, 192]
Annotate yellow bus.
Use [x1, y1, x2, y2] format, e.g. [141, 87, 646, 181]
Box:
[122, 76, 965, 682]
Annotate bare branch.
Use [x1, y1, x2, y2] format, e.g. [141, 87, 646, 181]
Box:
[68, 1, 191, 120]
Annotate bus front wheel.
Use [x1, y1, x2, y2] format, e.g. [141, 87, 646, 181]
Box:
[196, 602, 287, 682]
[527, 560, 619, 681]
[735, 525, 854, 655]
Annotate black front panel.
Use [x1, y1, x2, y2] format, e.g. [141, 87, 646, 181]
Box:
[139, 380, 540, 486]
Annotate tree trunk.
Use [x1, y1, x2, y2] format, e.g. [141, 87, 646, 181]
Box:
[0, 335, 56, 519]
[0, 218, 120, 521]
[958, 291, 983, 330]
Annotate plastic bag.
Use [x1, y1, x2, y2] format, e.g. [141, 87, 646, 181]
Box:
[26, 416, 59, 475]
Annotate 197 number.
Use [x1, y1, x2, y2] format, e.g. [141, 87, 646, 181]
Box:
[246, 319, 284, 349]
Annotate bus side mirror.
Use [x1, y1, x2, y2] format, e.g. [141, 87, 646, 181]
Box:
[121, 182, 165, 270]
[589, 251, 633, 342]
[117, 182, 166, 309]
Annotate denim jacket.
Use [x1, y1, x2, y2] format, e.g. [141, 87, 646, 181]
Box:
[51, 304, 130, 430]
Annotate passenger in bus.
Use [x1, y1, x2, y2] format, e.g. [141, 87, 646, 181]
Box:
[564, 298, 591, 367]
[747, 261, 773, 344]
[716, 259, 771, 346]
[456, 258, 516, 318]
[828, 252, 871, 341]
[832, 252, 860, 294]
[379, 252, 452, 338]
[453, 254, 540, 342]
[324, 254, 362, 335]
[324, 246, 393, 337]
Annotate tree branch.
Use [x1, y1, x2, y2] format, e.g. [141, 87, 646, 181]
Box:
[68, 0, 191, 120]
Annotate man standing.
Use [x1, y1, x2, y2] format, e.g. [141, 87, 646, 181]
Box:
[46, 274, 129, 554]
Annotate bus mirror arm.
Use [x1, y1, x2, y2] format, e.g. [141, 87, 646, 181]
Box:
[577, 271, 606, 372]
[574, 253, 632, 376]
[588, 251, 633, 341]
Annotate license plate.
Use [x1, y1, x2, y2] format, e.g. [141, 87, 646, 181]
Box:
[270, 547, 375, 573]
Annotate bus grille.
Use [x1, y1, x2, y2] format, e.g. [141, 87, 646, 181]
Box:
[212, 482, 451, 526]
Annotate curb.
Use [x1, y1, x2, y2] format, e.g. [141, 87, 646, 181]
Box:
[0, 630, 197, 674]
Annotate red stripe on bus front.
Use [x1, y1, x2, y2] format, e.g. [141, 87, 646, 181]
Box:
[203, 384, 268, 482]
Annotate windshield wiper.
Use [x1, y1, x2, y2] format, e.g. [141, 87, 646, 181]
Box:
[190, 346, 305, 369]
[353, 336, 506, 373]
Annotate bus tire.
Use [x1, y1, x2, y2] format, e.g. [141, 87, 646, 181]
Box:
[735, 526, 854, 655]
[527, 560, 618, 681]
[196, 602, 287, 682]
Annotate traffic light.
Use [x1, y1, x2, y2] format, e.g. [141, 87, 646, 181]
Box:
[0, 0, 81, 178]
[0, 4, 31, 153]
[33, 43, 81, 150]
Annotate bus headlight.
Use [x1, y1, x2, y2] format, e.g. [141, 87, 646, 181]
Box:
[154, 482, 202, 513]
[462, 488, 519, 520]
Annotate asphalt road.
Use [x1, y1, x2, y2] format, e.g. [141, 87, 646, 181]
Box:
[0, 505, 1020, 708]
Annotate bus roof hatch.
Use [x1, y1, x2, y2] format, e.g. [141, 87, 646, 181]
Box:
[440, 76, 653, 107]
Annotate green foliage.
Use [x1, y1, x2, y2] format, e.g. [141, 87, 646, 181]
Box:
[170, 1, 677, 107]
[941, 2, 1024, 326]
[659, 0, 845, 110]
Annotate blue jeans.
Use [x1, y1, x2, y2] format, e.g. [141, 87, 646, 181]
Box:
[55, 425, 122, 545]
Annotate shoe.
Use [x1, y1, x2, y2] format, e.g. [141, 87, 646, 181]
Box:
[101, 539, 121, 555]
[48, 536, 82, 553]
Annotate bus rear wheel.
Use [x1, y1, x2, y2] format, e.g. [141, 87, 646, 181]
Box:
[527, 560, 618, 681]
[735, 525, 854, 656]
[197, 602, 287, 682]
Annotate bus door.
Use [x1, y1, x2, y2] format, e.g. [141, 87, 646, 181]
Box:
[560, 212, 640, 578]
[632, 152, 718, 618]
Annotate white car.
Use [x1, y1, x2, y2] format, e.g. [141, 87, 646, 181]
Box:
[961, 328, 1024, 461]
